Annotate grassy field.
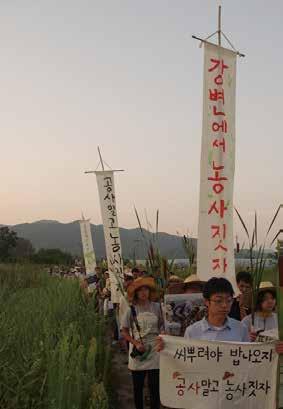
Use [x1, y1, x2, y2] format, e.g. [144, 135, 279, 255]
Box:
[0, 263, 281, 408]
[0, 264, 112, 409]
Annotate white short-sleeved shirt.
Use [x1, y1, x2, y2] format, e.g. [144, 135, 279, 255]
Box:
[242, 313, 278, 340]
[121, 302, 164, 370]
[184, 317, 250, 342]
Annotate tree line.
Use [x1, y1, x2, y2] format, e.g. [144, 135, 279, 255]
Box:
[0, 226, 74, 265]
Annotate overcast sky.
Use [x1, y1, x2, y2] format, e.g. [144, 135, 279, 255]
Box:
[2, 0, 283, 245]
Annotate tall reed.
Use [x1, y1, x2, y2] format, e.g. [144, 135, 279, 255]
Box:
[0, 264, 112, 409]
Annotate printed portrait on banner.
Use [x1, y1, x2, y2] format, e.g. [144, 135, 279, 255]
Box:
[164, 293, 206, 336]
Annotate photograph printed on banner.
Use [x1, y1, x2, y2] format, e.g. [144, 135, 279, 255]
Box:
[164, 293, 206, 336]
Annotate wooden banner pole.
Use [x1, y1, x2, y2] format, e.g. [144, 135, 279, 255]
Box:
[218, 5, 221, 47]
[192, 6, 245, 58]
[97, 146, 105, 171]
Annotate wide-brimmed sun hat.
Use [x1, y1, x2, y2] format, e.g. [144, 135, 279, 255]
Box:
[127, 277, 157, 302]
[184, 274, 206, 285]
[259, 281, 276, 292]
[169, 275, 183, 283]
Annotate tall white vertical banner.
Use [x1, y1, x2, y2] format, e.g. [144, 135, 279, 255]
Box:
[79, 218, 96, 275]
[96, 171, 123, 303]
[197, 43, 237, 290]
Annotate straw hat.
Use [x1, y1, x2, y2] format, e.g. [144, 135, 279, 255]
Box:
[127, 277, 157, 302]
[259, 281, 275, 292]
[169, 275, 183, 283]
[184, 274, 206, 285]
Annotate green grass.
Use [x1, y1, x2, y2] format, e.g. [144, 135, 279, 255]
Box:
[0, 264, 112, 409]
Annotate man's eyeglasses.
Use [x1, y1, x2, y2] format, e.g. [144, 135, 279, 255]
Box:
[209, 297, 233, 306]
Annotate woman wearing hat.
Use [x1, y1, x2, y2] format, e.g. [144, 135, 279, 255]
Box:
[242, 282, 278, 341]
[183, 274, 206, 294]
[121, 277, 164, 409]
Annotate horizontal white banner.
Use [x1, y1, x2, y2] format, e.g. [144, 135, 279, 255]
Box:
[160, 335, 278, 409]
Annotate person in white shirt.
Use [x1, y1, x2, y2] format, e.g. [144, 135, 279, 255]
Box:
[242, 281, 278, 341]
[119, 272, 134, 328]
[121, 277, 164, 409]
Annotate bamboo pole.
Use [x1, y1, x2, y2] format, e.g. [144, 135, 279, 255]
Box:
[97, 146, 105, 171]
[218, 6, 221, 47]
[84, 147, 124, 174]
[191, 5, 245, 57]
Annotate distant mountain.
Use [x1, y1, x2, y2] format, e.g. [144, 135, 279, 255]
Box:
[7, 220, 195, 259]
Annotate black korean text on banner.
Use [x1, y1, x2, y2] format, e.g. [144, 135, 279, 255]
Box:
[96, 171, 123, 303]
[160, 335, 278, 409]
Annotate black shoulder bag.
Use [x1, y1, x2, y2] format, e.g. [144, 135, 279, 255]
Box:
[130, 305, 145, 359]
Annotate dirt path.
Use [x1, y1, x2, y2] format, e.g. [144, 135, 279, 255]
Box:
[111, 343, 135, 409]
[111, 343, 167, 409]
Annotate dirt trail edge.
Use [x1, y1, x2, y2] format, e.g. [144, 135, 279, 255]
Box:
[111, 344, 135, 408]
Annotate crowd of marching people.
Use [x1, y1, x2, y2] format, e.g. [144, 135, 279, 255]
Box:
[50, 263, 282, 409]
[119, 268, 282, 409]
